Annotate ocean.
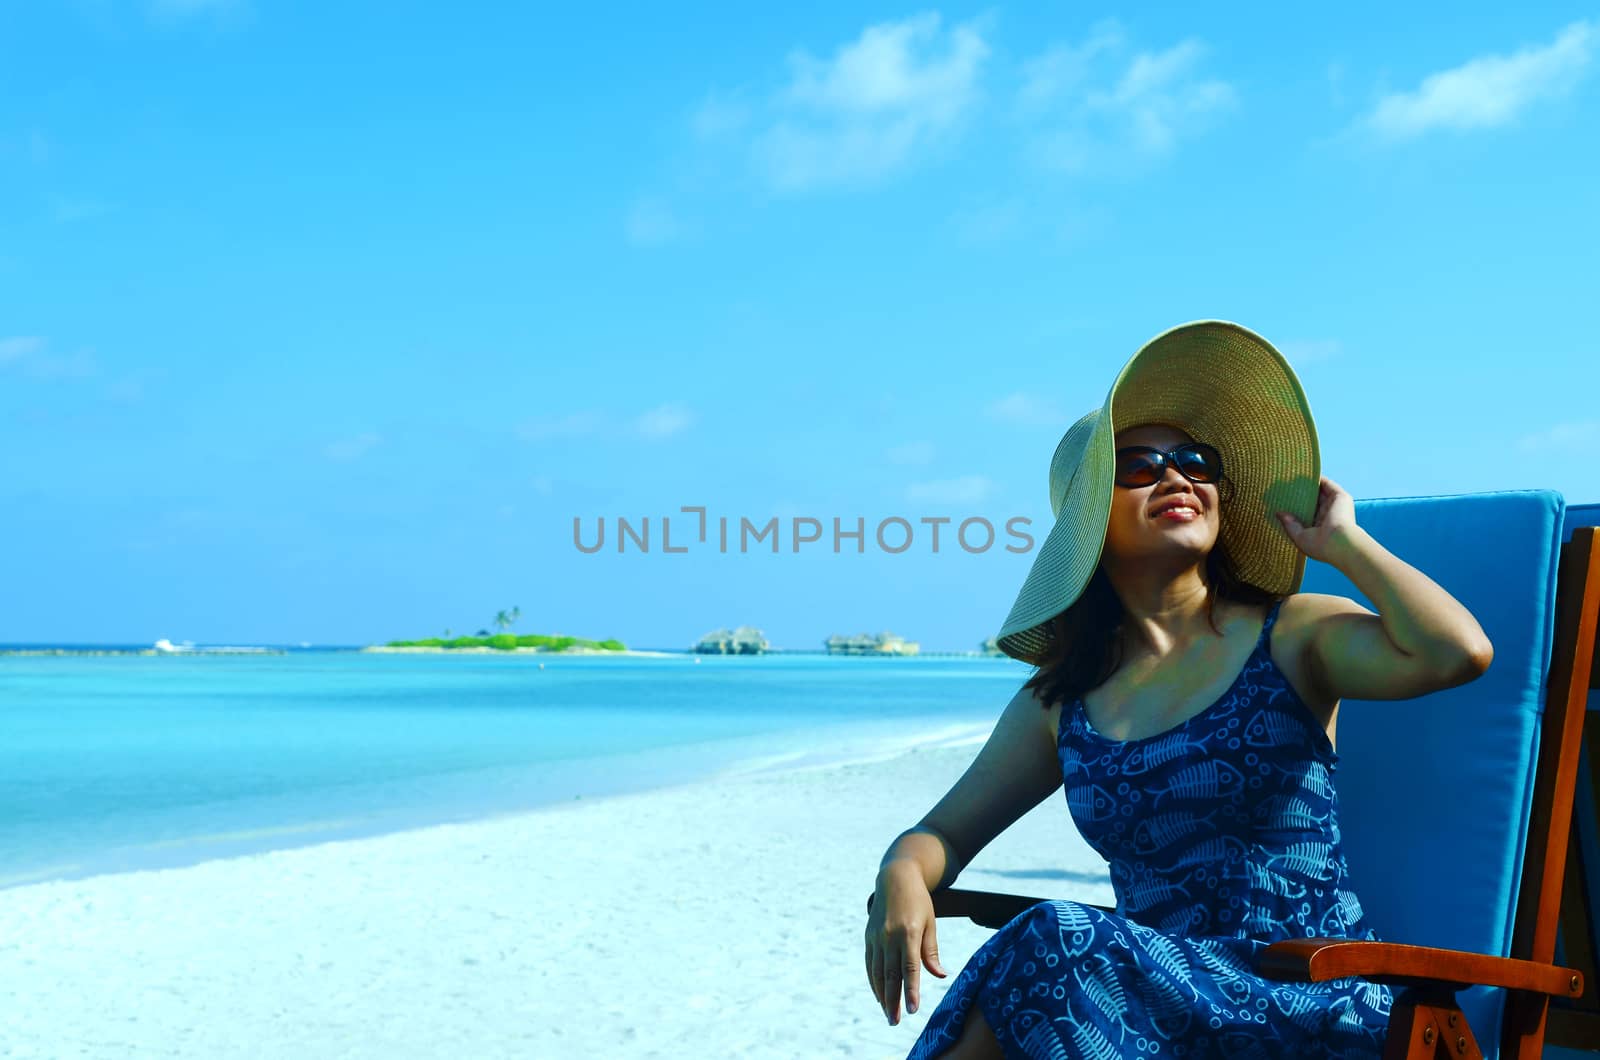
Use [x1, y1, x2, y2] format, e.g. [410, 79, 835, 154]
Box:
[0, 651, 1031, 888]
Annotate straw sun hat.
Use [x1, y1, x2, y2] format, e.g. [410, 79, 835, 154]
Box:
[995, 320, 1322, 665]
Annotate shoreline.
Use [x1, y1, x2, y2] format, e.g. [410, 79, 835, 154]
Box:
[2, 719, 1001, 893]
[0, 735, 1109, 1057]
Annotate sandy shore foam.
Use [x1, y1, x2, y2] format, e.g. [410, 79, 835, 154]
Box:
[0, 732, 1113, 1058]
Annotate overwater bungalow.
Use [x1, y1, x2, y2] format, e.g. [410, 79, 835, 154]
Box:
[823, 631, 920, 656]
[693, 626, 770, 655]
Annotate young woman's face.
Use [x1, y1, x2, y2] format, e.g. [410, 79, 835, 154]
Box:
[1102, 423, 1222, 566]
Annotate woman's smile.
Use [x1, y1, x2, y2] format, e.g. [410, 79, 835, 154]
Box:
[1149, 492, 1204, 520]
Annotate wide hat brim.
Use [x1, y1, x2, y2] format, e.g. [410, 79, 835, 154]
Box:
[996, 320, 1321, 665]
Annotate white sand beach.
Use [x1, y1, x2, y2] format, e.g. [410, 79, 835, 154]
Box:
[0, 736, 1113, 1059]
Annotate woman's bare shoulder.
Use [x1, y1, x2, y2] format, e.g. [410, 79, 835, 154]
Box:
[1276, 591, 1375, 632]
[1272, 592, 1374, 666]
[1269, 593, 1373, 719]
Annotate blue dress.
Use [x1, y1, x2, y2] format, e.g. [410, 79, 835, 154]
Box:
[908, 599, 1393, 1059]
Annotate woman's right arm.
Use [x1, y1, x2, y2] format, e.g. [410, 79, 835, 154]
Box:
[865, 680, 1064, 1026]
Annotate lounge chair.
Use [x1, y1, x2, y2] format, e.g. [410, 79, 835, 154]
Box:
[891, 490, 1600, 1059]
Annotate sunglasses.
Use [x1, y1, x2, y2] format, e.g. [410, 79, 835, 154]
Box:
[1114, 443, 1224, 488]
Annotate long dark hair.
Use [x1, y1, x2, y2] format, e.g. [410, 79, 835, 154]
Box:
[1021, 472, 1279, 712]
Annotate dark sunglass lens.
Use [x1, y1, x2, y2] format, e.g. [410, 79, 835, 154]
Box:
[1176, 445, 1221, 482]
[1116, 451, 1161, 485]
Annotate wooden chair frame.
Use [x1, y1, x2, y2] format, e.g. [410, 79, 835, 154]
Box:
[895, 527, 1600, 1059]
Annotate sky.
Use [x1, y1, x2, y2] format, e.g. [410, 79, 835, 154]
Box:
[2, 2, 1597, 650]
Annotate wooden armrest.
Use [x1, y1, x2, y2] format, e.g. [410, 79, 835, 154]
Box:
[865, 887, 1114, 929]
[866, 892, 1585, 1002]
[1258, 938, 1585, 999]
[866, 888, 1109, 930]
[933, 888, 1060, 928]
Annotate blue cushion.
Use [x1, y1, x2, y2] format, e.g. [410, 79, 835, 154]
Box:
[1297, 489, 1566, 1053]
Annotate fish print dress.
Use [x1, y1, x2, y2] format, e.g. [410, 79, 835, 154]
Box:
[908, 599, 1393, 1060]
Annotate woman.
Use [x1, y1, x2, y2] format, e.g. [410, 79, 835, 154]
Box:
[864, 321, 1493, 1059]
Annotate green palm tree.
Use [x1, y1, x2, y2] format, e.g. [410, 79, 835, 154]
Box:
[494, 607, 522, 634]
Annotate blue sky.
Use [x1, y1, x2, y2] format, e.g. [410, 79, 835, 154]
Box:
[2, 3, 1597, 649]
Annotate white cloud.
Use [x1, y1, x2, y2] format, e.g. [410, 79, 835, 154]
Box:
[986, 392, 1065, 426]
[887, 440, 936, 465]
[1021, 22, 1235, 173]
[679, 15, 1238, 204]
[0, 336, 44, 363]
[1019, 21, 1126, 107]
[751, 13, 990, 192]
[1366, 20, 1594, 139]
[625, 199, 689, 247]
[1278, 339, 1342, 367]
[1515, 420, 1600, 453]
[905, 475, 996, 504]
[784, 13, 984, 112]
[636, 402, 694, 439]
[324, 432, 381, 462]
[516, 412, 604, 442]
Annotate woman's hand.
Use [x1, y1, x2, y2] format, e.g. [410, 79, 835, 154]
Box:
[866, 860, 947, 1025]
[1276, 476, 1361, 565]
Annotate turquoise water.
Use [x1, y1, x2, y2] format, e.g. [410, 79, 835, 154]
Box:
[0, 652, 1029, 886]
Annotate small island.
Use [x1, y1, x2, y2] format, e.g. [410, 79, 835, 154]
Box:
[365, 607, 650, 655]
[368, 633, 628, 653]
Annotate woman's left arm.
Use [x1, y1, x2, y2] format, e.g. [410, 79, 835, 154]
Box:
[1277, 477, 1495, 702]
